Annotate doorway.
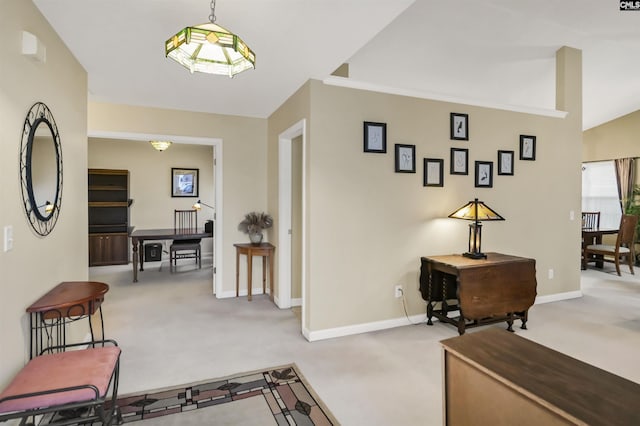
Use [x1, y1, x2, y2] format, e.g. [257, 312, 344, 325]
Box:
[278, 120, 306, 331]
[88, 130, 223, 295]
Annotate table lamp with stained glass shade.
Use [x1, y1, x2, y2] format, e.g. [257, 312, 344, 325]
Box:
[448, 198, 504, 259]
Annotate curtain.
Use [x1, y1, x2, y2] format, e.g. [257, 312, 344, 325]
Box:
[614, 157, 635, 212]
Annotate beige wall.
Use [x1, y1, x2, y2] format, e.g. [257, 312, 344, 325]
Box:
[268, 47, 582, 334]
[1, 0, 88, 387]
[583, 109, 640, 162]
[88, 103, 267, 297]
[88, 138, 215, 256]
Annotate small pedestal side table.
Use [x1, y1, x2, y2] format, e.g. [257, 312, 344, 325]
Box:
[234, 243, 276, 301]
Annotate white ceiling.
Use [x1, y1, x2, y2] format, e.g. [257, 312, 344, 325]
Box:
[34, 0, 640, 130]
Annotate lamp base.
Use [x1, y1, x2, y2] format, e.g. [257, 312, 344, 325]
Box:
[462, 252, 487, 259]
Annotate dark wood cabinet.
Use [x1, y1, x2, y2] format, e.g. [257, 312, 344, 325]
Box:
[88, 169, 130, 266]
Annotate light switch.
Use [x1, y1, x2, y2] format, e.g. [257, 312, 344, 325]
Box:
[4, 225, 13, 252]
[569, 210, 575, 221]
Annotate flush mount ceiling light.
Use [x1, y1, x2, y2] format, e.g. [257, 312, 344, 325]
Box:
[165, 0, 256, 77]
[150, 140, 172, 152]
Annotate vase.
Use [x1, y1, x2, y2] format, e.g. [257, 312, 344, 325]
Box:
[249, 232, 263, 245]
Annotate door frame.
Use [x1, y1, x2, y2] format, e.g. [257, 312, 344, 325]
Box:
[88, 130, 223, 295]
[278, 120, 306, 328]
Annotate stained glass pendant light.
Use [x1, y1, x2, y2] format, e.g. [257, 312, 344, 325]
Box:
[165, 0, 255, 77]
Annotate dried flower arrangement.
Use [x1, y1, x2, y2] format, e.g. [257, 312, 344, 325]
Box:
[238, 212, 273, 244]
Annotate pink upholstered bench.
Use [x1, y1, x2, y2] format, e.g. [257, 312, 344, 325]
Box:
[0, 341, 121, 425]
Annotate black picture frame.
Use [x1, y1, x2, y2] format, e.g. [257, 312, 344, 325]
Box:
[450, 147, 469, 175]
[424, 158, 444, 187]
[519, 135, 536, 160]
[171, 168, 199, 197]
[450, 113, 469, 141]
[394, 144, 416, 173]
[497, 150, 514, 175]
[475, 161, 493, 188]
[363, 121, 387, 153]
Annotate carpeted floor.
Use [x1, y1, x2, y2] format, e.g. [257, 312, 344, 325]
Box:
[43, 364, 336, 425]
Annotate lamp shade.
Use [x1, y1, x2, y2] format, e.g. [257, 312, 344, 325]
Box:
[165, 22, 255, 77]
[448, 199, 504, 221]
[192, 199, 214, 210]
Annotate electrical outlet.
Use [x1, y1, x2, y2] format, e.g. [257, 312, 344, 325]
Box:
[548, 269, 554, 279]
[394, 285, 403, 298]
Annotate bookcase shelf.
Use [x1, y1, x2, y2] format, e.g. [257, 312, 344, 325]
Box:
[88, 169, 130, 266]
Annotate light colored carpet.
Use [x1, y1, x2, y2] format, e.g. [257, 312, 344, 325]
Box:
[89, 260, 640, 425]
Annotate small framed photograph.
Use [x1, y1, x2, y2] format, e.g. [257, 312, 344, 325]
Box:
[450, 113, 469, 141]
[171, 168, 199, 197]
[450, 148, 469, 175]
[363, 121, 387, 153]
[424, 158, 444, 187]
[395, 144, 416, 173]
[497, 150, 514, 175]
[475, 161, 493, 188]
[519, 135, 536, 160]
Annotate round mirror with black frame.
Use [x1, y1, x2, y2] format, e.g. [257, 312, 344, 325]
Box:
[20, 102, 63, 236]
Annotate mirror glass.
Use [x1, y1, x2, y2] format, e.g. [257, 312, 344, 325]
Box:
[31, 121, 57, 219]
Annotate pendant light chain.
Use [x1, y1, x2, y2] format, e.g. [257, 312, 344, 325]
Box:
[209, 0, 217, 23]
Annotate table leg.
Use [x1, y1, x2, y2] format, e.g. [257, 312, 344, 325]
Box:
[269, 250, 275, 302]
[139, 239, 145, 271]
[236, 249, 240, 297]
[132, 238, 139, 282]
[247, 253, 253, 301]
[262, 256, 267, 296]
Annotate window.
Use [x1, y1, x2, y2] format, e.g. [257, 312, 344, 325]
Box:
[582, 161, 621, 229]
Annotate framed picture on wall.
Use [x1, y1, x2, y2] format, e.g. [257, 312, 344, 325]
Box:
[497, 150, 514, 175]
[395, 144, 416, 173]
[171, 168, 199, 197]
[424, 158, 444, 187]
[475, 161, 493, 188]
[519, 135, 536, 160]
[450, 113, 469, 141]
[450, 148, 469, 175]
[363, 121, 387, 153]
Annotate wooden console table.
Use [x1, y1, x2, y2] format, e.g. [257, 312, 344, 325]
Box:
[26, 281, 109, 358]
[419, 253, 537, 335]
[234, 243, 275, 301]
[441, 328, 640, 425]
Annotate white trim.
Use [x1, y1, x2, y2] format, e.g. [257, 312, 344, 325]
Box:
[87, 130, 223, 296]
[534, 290, 582, 304]
[303, 291, 583, 342]
[306, 314, 427, 342]
[322, 76, 568, 119]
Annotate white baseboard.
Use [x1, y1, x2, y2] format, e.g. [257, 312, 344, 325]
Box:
[535, 290, 582, 304]
[300, 291, 583, 342]
[304, 313, 427, 342]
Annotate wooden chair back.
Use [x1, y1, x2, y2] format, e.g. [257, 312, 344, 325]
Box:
[581, 211, 600, 230]
[616, 214, 638, 251]
[174, 209, 197, 233]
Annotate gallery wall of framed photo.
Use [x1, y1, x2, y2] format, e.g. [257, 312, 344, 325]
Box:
[361, 112, 538, 190]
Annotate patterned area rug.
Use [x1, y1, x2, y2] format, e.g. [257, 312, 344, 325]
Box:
[44, 364, 336, 425]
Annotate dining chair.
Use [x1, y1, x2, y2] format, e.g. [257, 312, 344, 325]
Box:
[582, 214, 638, 276]
[170, 209, 201, 272]
[581, 211, 600, 230]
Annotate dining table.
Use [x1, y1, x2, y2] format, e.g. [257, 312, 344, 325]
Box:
[581, 227, 618, 269]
